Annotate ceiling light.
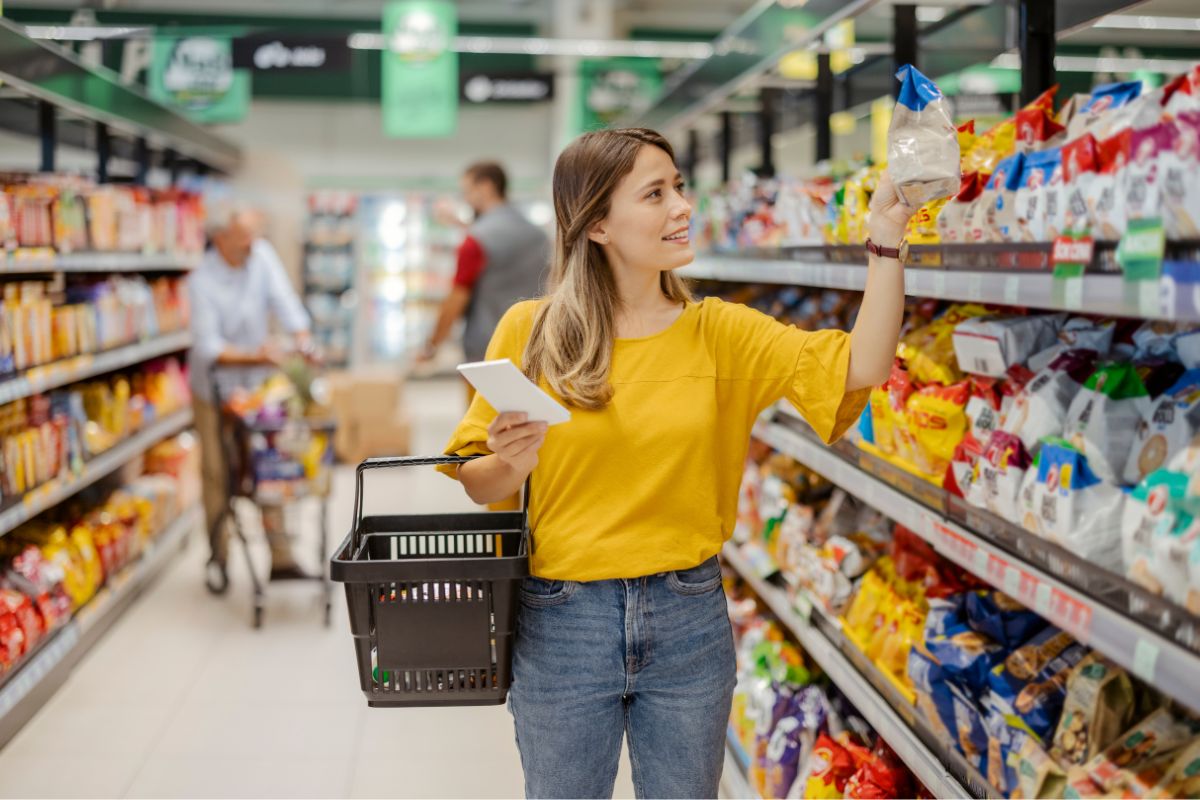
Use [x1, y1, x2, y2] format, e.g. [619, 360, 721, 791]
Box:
[989, 52, 1195, 73]
[25, 24, 149, 41]
[916, 7, 947, 23]
[1092, 14, 1200, 32]
[348, 32, 712, 60]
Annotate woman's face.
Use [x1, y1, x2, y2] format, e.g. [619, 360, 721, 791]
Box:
[591, 144, 694, 273]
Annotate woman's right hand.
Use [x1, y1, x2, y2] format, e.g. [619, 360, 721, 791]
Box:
[487, 412, 548, 476]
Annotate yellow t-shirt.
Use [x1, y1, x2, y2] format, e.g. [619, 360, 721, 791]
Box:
[440, 297, 869, 581]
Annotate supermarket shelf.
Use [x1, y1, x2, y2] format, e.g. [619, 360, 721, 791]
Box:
[1, 252, 200, 275]
[722, 543, 974, 800]
[0, 408, 194, 538]
[0, 503, 200, 748]
[752, 418, 1200, 717]
[722, 729, 758, 800]
[0, 330, 192, 405]
[683, 254, 1200, 322]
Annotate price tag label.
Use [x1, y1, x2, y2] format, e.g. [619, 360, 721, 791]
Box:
[1132, 639, 1160, 683]
[973, 547, 990, 575]
[1035, 582, 1053, 616]
[1137, 280, 1160, 317]
[967, 273, 984, 301]
[904, 272, 917, 296]
[793, 591, 814, 624]
[1003, 566, 1021, 596]
[1004, 276, 1020, 305]
[1064, 276, 1084, 310]
[933, 272, 948, 297]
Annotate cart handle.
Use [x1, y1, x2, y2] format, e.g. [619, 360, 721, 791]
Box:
[350, 455, 530, 552]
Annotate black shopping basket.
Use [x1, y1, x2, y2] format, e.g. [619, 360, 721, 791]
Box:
[330, 455, 530, 708]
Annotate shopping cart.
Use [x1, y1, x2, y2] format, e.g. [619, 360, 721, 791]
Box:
[331, 456, 530, 707]
[205, 364, 336, 629]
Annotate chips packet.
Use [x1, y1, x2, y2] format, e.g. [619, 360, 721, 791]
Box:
[987, 626, 1087, 744]
[1064, 361, 1156, 485]
[1027, 440, 1127, 569]
[1066, 80, 1144, 141]
[1124, 123, 1175, 225]
[1004, 349, 1100, 455]
[972, 152, 1025, 242]
[936, 171, 988, 244]
[888, 65, 961, 207]
[1092, 129, 1135, 241]
[1062, 133, 1102, 234]
[798, 732, 858, 799]
[1086, 709, 1200, 793]
[953, 313, 1064, 378]
[1014, 148, 1064, 241]
[1123, 368, 1200, 485]
[1051, 653, 1139, 769]
[1161, 112, 1200, 239]
[965, 588, 1048, 649]
[906, 381, 970, 479]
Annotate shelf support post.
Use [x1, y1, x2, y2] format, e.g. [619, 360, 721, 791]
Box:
[892, 4, 918, 94]
[38, 101, 56, 173]
[135, 137, 150, 185]
[96, 123, 111, 184]
[1019, 0, 1056, 106]
[815, 53, 832, 162]
[758, 87, 779, 178]
[684, 128, 699, 187]
[719, 111, 733, 185]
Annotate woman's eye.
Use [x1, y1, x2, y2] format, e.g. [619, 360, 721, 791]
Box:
[647, 189, 661, 199]
[674, 183, 686, 194]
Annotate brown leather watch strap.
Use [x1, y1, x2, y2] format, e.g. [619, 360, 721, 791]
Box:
[865, 238, 901, 259]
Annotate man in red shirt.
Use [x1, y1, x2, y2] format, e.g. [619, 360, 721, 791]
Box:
[420, 161, 549, 403]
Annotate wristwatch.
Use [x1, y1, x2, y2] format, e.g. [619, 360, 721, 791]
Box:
[865, 237, 909, 264]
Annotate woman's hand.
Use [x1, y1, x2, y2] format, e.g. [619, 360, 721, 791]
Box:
[867, 172, 916, 248]
[487, 412, 548, 476]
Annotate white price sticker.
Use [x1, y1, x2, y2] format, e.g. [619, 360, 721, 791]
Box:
[793, 592, 814, 624]
[933, 272, 948, 297]
[1064, 276, 1084, 310]
[1132, 639, 1160, 683]
[973, 547, 990, 575]
[1035, 582, 1054, 616]
[1003, 566, 1021, 596]
[967, 273, 984, 301]
[1004, 276, 1020, 305]
[1137, 281, 1161, 316]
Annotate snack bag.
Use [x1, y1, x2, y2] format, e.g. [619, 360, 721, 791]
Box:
[1016, 86, 1067, 152]
[898, 304, 989, 386]
[953, 313, 1064, 379]
[1015, 735, 1070, 799]
[1086, 709, 1200, 793]
[987, 626, 1087, 744]
[982, 690, 1025, 795]
[1124, 123, 1175, 224]
[1051, 653, 1138, 769]
[888, 65, 961, 207]
[1028, 440, 1126, 569]
[925, 622, 1003, 697]
[763, 687, 830, 800]
[798, 732, 857, 799]
[1066, 81, 1144, 141]
[972, 430, 1034, 520]
[1062, 134, 1102, 234]
[963, 116, 1017, 175]
[1028, 318, 1117, 374]
[1124, 368, 1200, 485]
[1121, 469, 1191, 596]
[968, 153, 1025, 242]
[965, 589, 1047, 649]
[1146, 737, 1200, 799]
[1004, 349, 1100, 455]
[906, 381, 970, 479]
[1064, 361, 1156, 484]
[936, 172, 987, 244]
[1162, 112, 1200, 240]
[1092, 129, 1135, 241]
[843, 738, 914, 800]
[1013, 148, 1064, 241]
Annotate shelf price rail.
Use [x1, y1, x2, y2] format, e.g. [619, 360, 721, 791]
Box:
[752, 417, 1200, 718]
[722, 543, 976, 799]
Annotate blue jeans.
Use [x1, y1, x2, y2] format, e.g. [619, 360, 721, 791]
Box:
[508, 556, 737, 799]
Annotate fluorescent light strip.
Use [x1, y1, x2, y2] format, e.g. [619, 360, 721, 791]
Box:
[1093, 14, 1200, 32]
[990, 52, 1195, 73]
[25, 25, 150, 40]
[347, 32, 713, 59]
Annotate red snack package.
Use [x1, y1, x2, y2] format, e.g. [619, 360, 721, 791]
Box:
[845, 738, 915, 800]
[799, 732, 858, 799]
[1016, 86, 1067, 152]
[0, 611, 25, 670]
[1062, 134, 1100, 234]
[1093, 128, 1135, 240]
[0, 589, 43, 653]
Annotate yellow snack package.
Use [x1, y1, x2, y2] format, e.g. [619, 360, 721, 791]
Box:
[906, 381, 971, 479]
[897, 304, 989, 385]
[868, 387, 896, 454]
[963, 117, 1017, 175]
[839, 177, 868, 245]
[843, 565, 888, 639]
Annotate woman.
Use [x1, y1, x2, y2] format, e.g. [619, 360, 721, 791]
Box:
[441, 128, 913, 798]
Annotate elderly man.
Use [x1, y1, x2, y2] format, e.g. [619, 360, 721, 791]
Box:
[190, 203, 314, 590]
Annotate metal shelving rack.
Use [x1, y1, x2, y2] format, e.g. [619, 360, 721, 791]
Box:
[0, 19, 224, 748]
[722, 543, 980, 799]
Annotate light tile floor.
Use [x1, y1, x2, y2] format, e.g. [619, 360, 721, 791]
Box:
[0, 379, 638, 799]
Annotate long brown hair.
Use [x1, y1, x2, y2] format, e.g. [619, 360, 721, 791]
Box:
[523, 128, 693, 410]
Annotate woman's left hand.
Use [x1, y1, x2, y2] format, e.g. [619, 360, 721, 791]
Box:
[867, 172, 915, 247]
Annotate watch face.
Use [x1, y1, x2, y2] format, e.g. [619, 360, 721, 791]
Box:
[898, 239, 910, 263]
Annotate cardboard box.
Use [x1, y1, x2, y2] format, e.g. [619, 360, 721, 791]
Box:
[334, 410, 411, 465]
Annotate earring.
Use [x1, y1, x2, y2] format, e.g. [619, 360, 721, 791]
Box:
[603, 236, 610, 244]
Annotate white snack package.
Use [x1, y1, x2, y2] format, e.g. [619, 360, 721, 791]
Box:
[1123, 369, 1200, 485]
[1063, 362, 1155, 485]
[888, 65, 960, 207]
[1003, 349, 1099, 455]
[1030, 441, 1126, 570]
[952, 313, 1064, 378]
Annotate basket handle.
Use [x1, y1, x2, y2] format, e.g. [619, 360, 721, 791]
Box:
[350, 455, 531, 552]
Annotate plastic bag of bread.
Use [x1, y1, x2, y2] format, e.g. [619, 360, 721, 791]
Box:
[1051, 653, 1138, 770]
[888, 65, 961, 207]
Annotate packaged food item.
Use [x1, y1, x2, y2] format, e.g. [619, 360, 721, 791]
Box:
[1028, 319, 1117, 374]
[1123, 369, 1200, 485]
[1011, 148, 1064, 242]
[968, 153, 1024, 243]
[953, 313, 1064, 379]
[1092, 129, 1134, 241]
[798, 732, 857, 799]
[987, 626, 1087, 744]
[1086, 709, 1200, 793]
[1161, 113, 1200, 239]
[1063, 361, 1155, 484]
[925, 621, 1003, 697]
[1066, 81, 1144, 141]
[963, 116, 1017, 176]
[972, 430, 1035, 521]
[936, 172, 988, 244]
[843, 738, 914, 800]
[1026, 440, 1126, 568]
[965, 589, 1047, 649]
[906, 381, 970, 479]
[1004, 349, 1099, 455]
[888, 65, 960, 207]
[763, 686, 830, 799]
[1121, 469, 1191, 596]
[1015, 87, 1067, 152]
[898, 304, 989, 386]
[1051, 653, 1138, 769]
[1062, 134, 1102, 235]
[1124, 123, 1175, 225]
[1145, 737, 1200, 799]
[1015, 734, 1069, 799]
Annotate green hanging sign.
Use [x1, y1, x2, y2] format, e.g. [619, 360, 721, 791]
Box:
[381, 0, 458, 139]
[148, 36, 250, 124]
[577, 58, 662, 136]
[1118, 217, 1167, 315]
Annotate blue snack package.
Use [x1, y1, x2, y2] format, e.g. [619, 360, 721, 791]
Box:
[1080, 81, 1143, 116]
[965, 590, 1049, 649]
[925, 595, 966, 637]
[925, 623, 1003, 697]
[986, 626, 1087, 744]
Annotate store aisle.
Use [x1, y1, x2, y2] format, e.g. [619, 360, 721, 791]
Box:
[0, 379, 635, 799]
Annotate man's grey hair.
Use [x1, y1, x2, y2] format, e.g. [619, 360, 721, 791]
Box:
[204, 199, 256, 237]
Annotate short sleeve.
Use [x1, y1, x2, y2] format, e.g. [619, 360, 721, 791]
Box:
[436, 300, 539, 479]
[452, 236, 487, 289]
[708, 298, 870, 445]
